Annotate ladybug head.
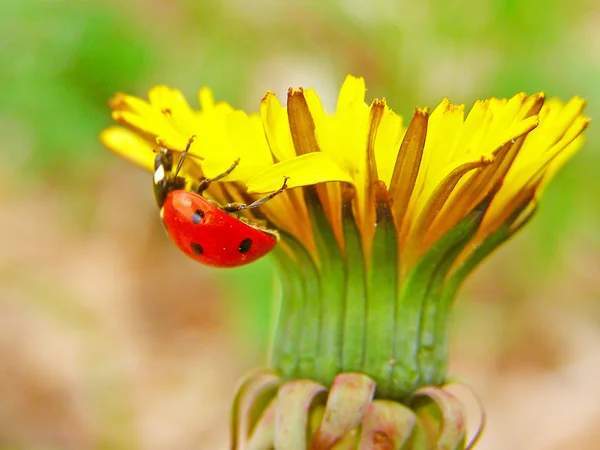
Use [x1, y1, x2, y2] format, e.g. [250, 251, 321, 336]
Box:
[153, 147, 187, 208]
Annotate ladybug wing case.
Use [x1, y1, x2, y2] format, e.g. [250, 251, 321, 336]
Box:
[161, 190, 277, 268]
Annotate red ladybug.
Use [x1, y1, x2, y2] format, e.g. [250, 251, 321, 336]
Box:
[153, 137, 288, 268]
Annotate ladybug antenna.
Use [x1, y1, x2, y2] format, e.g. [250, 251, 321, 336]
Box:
[174, 135, 197, 177]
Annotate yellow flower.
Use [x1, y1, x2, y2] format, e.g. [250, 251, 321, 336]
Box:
[102, 76, 588, 277]
[101, 76, 589, 449]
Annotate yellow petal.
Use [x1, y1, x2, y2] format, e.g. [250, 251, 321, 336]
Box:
[373, 106, 405, 187]
[336, 75, 366, 111]
[148, 85, 198, 136]
[261, 92, 296, 162]
[246, 153, 355, 193]
[100, 126, 156, 172]
[198, 87, 216, 110]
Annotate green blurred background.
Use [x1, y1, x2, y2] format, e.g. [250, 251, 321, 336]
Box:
[1, 0, 598, 448]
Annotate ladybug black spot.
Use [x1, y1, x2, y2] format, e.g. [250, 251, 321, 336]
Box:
[238, 238, 252, 254]
[191, 209, 204, 224]
[190, 242, 203, 256]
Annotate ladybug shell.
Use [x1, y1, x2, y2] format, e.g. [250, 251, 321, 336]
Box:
[161, 190, 277, 268]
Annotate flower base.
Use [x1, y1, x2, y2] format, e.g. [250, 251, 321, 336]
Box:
[231, 370, 482, 450]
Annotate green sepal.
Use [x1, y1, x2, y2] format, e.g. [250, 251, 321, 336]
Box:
[305, 188, 347, 385]
[410, 387, 468, 450]
[429, 199, 537, 381]
[271, 231, 321, 379]
[391, 194, 491, 398]
[364, 188, 399, 398]
[340, 198, 368, 373]
[230, 370, 280, 448]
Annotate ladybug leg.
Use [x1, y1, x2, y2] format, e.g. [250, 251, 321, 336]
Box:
[173, 135, 197, 176]
[197, 158, 240, 194]
[222, 177, 289, 213]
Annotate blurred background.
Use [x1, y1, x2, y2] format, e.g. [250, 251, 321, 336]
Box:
[0, 0, 598, 448]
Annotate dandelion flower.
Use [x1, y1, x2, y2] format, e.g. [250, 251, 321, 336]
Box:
[101, 76, 589, 449]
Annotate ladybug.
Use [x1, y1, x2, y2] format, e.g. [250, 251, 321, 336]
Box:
[153, 136, 288, 268]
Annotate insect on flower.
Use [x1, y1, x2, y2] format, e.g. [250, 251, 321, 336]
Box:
[153, 136, 289, 268]
[102, 79, 589, 449]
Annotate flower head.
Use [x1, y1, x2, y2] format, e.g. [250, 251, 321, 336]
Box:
[102, 76, 587, 276]
[101, 76, 589, 448]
